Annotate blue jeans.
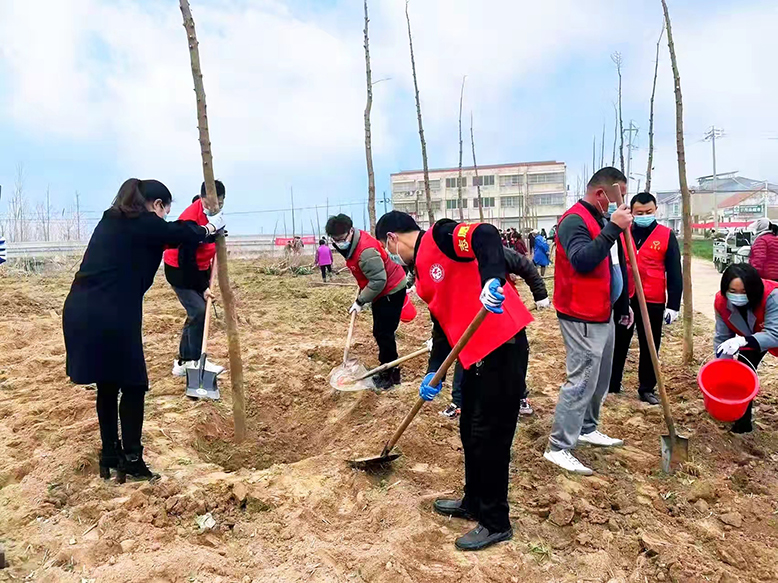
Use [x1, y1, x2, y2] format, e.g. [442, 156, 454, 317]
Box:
[173, 287, 206, 362]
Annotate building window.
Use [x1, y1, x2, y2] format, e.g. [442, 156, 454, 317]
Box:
[531, 193, 565, 206]
[528, 172, 565, 185]
[500, 174, 522, 188]
[473, 197, 495, 208]
[393, 203, 416, 214]
[672, 203, 680, 216]
[426, 179, 441, 191]
[473, 175, 495, 187]
[501, 196, 522, 207]
[417, 201, 442, 212]
[446, 199, 468, 209]
[392, 180, 414, 194]
[445, 177, 467, 188]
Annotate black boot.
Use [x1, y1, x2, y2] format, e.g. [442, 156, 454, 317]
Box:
[434, 498, 475, 520]
[389, 367, 401, 386]
[455, 524, 513, 551]
[373, 369, 399, 391]
[116, 447, 159, 483]
[99, 440, 123, 480]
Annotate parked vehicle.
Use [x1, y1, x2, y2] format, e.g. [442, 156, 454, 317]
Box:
[713, 228, 752, 273]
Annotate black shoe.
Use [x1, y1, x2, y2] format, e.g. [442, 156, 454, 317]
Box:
[455, 524, 513, 551]
[389, 367, 401, 386]
[116, 447, 159, 483]
[639, 391, 660, 405]
[731, 421, 753, 434]
[373, 368, 400, 391]
[609, 384, 623, 394]
[99, 440, 123, 480]
[433, 498, 475, 520]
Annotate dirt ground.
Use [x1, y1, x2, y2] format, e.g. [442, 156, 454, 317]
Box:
[0, 257, 777, 583]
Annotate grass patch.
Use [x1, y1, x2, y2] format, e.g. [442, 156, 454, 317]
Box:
[691, 239, 713, 261]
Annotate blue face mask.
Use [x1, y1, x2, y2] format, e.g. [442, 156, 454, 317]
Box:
[607, 202, 618, 214]
[386, 236, 407, 267]
[634, 215, 656, 227]
[727, 292, 749, 307]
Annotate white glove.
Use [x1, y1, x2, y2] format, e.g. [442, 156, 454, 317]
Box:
[408, 286, 417, 296]
[425, 338, 433, 351]
[479, 278, 505, 314]
[536, 297, 550, 310]
[664, 308, 679, 325]
[348, 301, 364, 315]
[0, 237, 6, 265]
[716, 336, 747, 358]
[205, 211, 226, 235]
[618, 307, 635, 329]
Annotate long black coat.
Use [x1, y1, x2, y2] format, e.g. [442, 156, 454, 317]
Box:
[63, 210, 208, 387]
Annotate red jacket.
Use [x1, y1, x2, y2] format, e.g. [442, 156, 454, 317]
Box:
[415, 225, 533, 369]
[346, 230, 406, 301]
[623, 224, 671, 304]
[749, 233, 778, 281]
[163, 199, 215, 271]
[554, 202, 612, 322]
[714, 279, 778, 357]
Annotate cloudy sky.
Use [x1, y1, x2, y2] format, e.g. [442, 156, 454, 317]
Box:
[0, 0, 776, 235]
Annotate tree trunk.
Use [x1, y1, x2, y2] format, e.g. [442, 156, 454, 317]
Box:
[179, 0, 246, 443]
[612, 52, 625, 173]
[600, 123, 605, 168]
[363, 0, 377, 233]
[457, 76, 466, 220]
[470, 112, 484, 222]
[661, 0, 694, 365]
[405, 0, 434, 227]
[645, 25, 664, 192]
[612, 103, 618, 167]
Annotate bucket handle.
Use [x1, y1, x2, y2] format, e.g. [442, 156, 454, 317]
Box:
[702, 351, 759, 375]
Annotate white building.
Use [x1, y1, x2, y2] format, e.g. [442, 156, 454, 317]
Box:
[390, 161, 567, 231]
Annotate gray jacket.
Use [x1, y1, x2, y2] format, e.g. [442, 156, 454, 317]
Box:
[345, 229, 407, 305]
[714, 288, 778, 354]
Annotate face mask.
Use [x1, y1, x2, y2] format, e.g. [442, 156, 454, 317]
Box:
[634, 215, 656, 227]
[727, 293, 749, 307]
[334, 239, 351, 251]
[386, 235, 407, 267]
[607, 202, 618, 214]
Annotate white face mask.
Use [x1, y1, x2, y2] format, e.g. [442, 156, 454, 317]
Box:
[386, 235, 407, 267]
[727, 292, 749, 307]
[333, 230, 353, 251]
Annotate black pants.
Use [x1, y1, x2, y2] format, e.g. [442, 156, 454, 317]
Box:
[733, 350, 765, 432]
[96, 384, 146, 456]
[319, 264, 332, 282]
[460, 330, 528, 532]
[610, 298, 665, 395]
[371, 288, 406, 365]
[451, 354, 528, 408]
[173, 286, 206, 362]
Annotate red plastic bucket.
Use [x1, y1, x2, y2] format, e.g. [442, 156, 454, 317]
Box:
[400, 294, 417, 323]
[697, 359, 759, 422]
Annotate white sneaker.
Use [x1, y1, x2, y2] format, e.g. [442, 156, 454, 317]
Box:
[172, 359, 196, 377]
[203, 359, 226, 375]
[577, 430, 624, 447]
[543, 449, 594, 476]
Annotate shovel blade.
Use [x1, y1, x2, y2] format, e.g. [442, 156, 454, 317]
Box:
[348, 452, 401, 471]
[329, 358, 375, 391]
[660, 434, 689, 473]
[186, 367, 220, 401]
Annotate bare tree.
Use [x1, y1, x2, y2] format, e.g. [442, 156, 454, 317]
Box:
[645, 25, 665, 192]
[611, 52, 625, 173]
[600, 123, 605, 168]
[35, 187, 53, 242]
[612, 103, 618, 167]
[8, 163, 29, 242]
[592, 136, 596, 172]
[179, 0, 246, 442]
[457, 75, 466, 220]
[470, 112, 484, 222]
[363, 0, 377, 233]
[661, 0, 694, 364]
[75, 191, 82, 241]
[405, 0, 434, 227]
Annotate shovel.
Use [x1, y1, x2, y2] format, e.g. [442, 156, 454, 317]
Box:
[612, 184, 689, 472]
[330, 342, 432, 391]
[349, 307, 489, 470]
[328, 311, 364, 387]
[186, 258, 221, 400]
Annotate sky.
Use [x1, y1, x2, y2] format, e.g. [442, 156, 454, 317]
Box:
[0, 0, 777, 237]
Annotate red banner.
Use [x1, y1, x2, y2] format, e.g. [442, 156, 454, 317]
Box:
[275, 236, 317, 246]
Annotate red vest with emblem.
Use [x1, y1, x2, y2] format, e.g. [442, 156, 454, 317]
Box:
[346, 230, 406, 300]
[714, 279, 778, 357]
[622, 224, 671, 304]
[554, 202, 612, 322]
[163, 199, 216, 271]
[415, 223, 534, 369]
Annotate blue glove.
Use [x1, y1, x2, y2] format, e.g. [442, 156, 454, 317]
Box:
[479, 278, 505, 314]
[0, 237, 5, 265]
[419, 372, 443, 401]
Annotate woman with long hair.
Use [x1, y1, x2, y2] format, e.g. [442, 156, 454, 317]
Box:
[63, 179, 226, 481]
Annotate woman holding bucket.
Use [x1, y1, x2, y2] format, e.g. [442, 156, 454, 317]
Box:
[714, 263, 778, 433]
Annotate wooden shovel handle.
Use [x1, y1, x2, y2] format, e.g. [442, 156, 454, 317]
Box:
[611, 185, 677, 440]
[200, 257, 218, 355]
[381, 307, 489, 456]
[343, 311, 358, 364]
[354, 345, 430, 382]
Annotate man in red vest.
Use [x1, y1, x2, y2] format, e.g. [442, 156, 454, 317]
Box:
[376, 211, 534, 551]
[164, 181, 226, 378]
[609, 192, 682, 405]
[326, 214, 407, 390]
[545, 167, 633, 476]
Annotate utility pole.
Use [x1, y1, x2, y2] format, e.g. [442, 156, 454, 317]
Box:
[704, 126, 724, 231]
[290, 186, 295, 237]
[624, 120, 639, 195]
[765, 181, 770, 219]
[382, 191, 388, 214]
[75, 191, 81, 241]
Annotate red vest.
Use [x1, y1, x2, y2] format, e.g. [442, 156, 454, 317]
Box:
[163, 199, 216, 271]
[714, 279, 778, 357]
[415, 225, 534, 369]
[346, 230, 406, 300]
[554, 202, 612, 322]
[623, 224, 671, 304]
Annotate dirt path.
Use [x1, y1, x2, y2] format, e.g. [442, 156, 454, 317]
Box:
[691, 256, 720, 323]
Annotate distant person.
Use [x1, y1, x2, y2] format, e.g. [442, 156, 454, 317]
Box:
[748, 218, 778, 281]
[714, 263, 778, 433]
[512, 232, 528, 256]
[163, 181, 227, 379]
[532, 231, 551, 276]
[314, 238, 334, 282]
[609, 192, 682, 405]
[63, 179, 226, 481]
[326, 214, 407, 390]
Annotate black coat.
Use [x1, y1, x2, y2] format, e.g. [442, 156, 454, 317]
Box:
[63, 210, 208, 387]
